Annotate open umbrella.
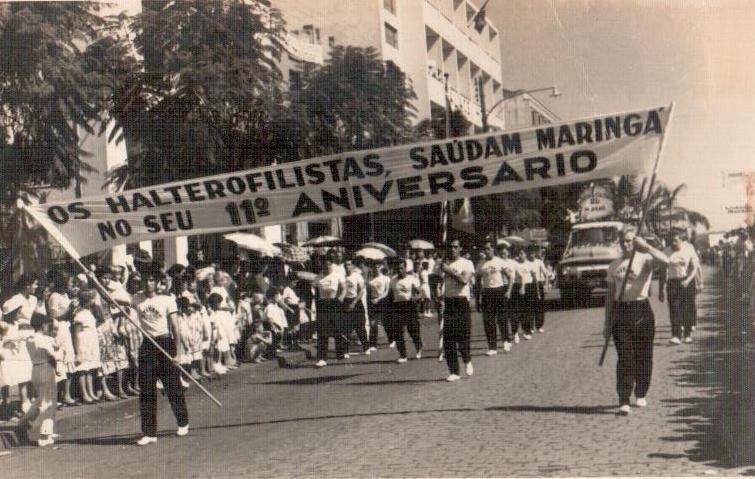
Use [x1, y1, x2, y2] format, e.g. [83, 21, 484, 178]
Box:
[274, 242, 310, 263]
[408, 239, 435, 250]
[302, 235, 342, 248]
[362, 242, 397, 257]
[502, 235, 527, 246]
[224, 233, 281, 257]
[354, 247, 388, 261]
[496, 239, 511, 247]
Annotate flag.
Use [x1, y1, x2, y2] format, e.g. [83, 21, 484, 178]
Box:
[472, 0, 489, 33]
[451, 198, 475, 234]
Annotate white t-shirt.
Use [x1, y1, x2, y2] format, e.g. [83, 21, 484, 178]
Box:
[477, 257, 506, 289]
[515, 261, 534, 285]
[280, 286, 300, 306]
[607, 252, 654, 301]
[343, 271, 364, 299]
[665, 246, 696, 280]
[500, 259, 518, 287]
[265, 302, 288, 331]
[317, 271, 342, 300]
[532, 258, 548, 282]
[210, 286, 234, 310]
[392, 275, 420, 302]
[9, 294, 37, 326]
[443, 258, 475, 299]
[369, 274, 391, 301]
[133, 293, 178, 338]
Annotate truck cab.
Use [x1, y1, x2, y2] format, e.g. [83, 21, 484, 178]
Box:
[557, 221, 625, 305]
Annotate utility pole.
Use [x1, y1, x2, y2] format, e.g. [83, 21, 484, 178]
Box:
[478, 77, 488, 133]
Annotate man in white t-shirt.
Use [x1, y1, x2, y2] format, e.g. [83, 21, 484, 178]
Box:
[604, 228, 669, 415]
[341, 259, 369, 355]
[659, 230, 699, 344]
[441, 240, 476, 382]
[476, 241, 510, 355]
[132, 273, 189, 446]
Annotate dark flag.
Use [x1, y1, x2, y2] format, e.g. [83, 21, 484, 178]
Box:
[472, 0, 490, 33]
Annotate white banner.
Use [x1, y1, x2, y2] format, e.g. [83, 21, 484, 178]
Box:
[25, 106, 671, 257]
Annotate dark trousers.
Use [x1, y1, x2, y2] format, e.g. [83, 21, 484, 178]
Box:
[393, 301, 423, 358]
[612, 300, 655, 405]
[481, 287, 512, 349]
[443, 297, 472, 375]
[343, 300, 369, 353]
[368, 299, 389, 348]
[138, 335, 189, 437]
[316, 299, 346, 360]
[667, 279, 694, 339]
[535, 282, 546, 329]
[512, 284, 535, 335]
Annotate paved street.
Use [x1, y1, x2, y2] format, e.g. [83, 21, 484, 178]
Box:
[3, 266, 753, 477]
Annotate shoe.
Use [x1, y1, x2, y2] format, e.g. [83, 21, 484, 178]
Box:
[389, 341, 396, 349]
[684, 337, 692, 344]
[503, 342, 512, 352]
[691, 325, 697, 331]
[485, 349, 497, 356]
[523, 334, 532, 340]
[176, 425, 189, 437]
[618, 404, 631, 415]
[465, 362, 474, 376]
[343, 353, 350, 359]
[315, 360, 327, 368]
[226, 364, 238, 370]
[369, 347, 378, 353]
[669, 337, 682, 345]
[214, 364, 228, 375]
[136, 436, 157, 446]
[180, 376, 190, 389]
[446, 374, 461, 382]
[538, 328, 545, 333]
[415, 350, 422, 359]
[156, 379, 164, 390]
[514, 334, 520, 344]
[438, 353, 445, 362]
[37, 438, 55, 447]
[364, 349, 371, 356]
[635, 397, 647, 408]
[397, 358, 408, 364]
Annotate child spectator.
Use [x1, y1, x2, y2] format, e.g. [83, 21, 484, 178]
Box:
[207, 293, 232, 374]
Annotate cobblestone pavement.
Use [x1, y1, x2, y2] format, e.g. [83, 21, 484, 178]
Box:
[3, 266, 751, 477]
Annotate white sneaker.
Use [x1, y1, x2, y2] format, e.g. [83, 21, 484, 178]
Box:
[691, 325, 697, 331]
[438, 353, 445, 362]
[364, 349, 371, 355]
[343, 353, 350, 359]
[514, 333, 520, 344]
[618, 404, 631, 415]
[485, 349, 497, 356]
[415, 350, 422, 359]
[37, 437, 55, 447]
[214, 364, 228, 374]
[369, 347, 378, 352]
[315, 360, 327, 368]
[503, 342, 512, 352]
[537, 328, 545, 333]
[176, 425, 189, 437]
[397, 357, 408, 364]
[136, 436, 157, 446]
[446, 374, 461, 382]
[669, 337, 682, 345]
[465, 362, 474, 376]
[635, 397, 647, 408]
[180, 376, 190, 388]
[389, 341, 396, 349]
[684, 336, 692, 344]
[523, 334, 532, 340]
[156, 379, 164, 390]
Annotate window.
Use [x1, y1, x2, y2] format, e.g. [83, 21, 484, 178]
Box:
[289, 69, 302, 91]
[302, 24, 314, 44]
[384, 23, 398, 49]
[383, 0, 396, 14]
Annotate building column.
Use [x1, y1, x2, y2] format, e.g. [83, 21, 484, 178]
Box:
[164, 237, 189, 267]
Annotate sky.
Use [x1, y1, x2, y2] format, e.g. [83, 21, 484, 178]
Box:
[487, 0, 755, 232]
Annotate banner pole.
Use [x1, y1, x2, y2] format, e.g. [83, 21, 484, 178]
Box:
[20, 205, 223, 407]
[599, 102, 675, 366]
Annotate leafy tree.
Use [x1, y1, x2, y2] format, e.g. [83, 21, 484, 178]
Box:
[0, 2, 110, 283]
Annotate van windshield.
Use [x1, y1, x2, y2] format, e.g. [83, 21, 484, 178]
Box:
[569, 227, 620, 248]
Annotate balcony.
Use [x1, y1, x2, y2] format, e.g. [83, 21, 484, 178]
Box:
[426, 65, 482, 126]
[284, 33, 324, 65]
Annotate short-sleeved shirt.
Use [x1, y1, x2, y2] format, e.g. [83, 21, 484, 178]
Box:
[9, 294, 37, 326]
[607, 252, 654, 301]
[132, 293, 178, 338]
[443, 258, 475, 299]
[368, 274, 391, 300]
[280, 286, 300, 306]
[477, 257, 506, 289]
[317, 271, 342, 300]
[665, 246, 696, 280]
[514, 261, 534, 285]
[343, 271, 364, 299]
[500, 259, 518, 287]
[392, 275, 420, 302]
[532, 258, 548, 282]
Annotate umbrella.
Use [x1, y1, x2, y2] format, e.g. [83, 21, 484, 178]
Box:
[502, 235, 527, 246]
[224, 233, 281, 257]
[354, 247, 388, 261]
[302, 235, 342, 248]
[362, 242, 397, 257]
[496, 239, 511, 247]
[274, 242, 310, 263]
[408, 239, 435, 250]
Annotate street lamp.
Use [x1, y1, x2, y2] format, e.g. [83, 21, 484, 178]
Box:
[478, 81, 560, 132]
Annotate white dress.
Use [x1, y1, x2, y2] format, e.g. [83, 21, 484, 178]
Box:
[73, 309, 101, 372]
[0, 322, 33, 387]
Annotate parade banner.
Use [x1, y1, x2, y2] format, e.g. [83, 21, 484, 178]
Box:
[25, 106, 671, 257]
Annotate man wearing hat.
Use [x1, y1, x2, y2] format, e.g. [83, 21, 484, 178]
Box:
[131, 270, 189, 446]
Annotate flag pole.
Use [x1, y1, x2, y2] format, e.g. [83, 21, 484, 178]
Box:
[599, 102, 675, 366]
[20, 205, 223, 407]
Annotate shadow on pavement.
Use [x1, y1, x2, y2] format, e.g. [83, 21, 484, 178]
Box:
[336, 379, 445, 386]
[655, 267, 755, 470]
[485, 404, 616, 415]
[257, 373, 366, 385]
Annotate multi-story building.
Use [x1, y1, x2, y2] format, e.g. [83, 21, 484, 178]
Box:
[500, 88, 560, 129]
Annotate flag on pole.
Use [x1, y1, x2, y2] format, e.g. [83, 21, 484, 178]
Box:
[471, 0, 490, 33]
